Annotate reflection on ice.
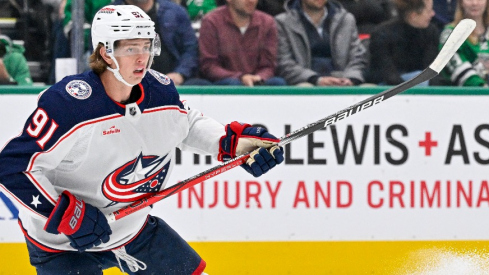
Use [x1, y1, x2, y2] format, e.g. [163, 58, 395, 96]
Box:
[398, 248, 489, 275]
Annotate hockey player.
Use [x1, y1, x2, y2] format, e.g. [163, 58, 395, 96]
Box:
[0, 5, 284, 274]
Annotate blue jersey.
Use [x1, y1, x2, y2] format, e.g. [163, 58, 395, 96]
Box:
[0, 69, 224, 252]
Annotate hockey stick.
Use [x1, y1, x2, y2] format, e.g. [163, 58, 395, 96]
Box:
[107, 19, 475, 223]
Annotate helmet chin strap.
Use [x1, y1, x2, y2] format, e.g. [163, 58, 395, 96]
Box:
[107, 66, 136, 87]
[106, 56, 146, 87]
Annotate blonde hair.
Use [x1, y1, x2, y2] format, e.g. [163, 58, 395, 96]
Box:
[452, 0, 489, 43]
[89, 43, 110, 75]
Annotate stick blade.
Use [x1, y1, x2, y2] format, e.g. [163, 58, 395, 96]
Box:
[429, 19, 476, 73]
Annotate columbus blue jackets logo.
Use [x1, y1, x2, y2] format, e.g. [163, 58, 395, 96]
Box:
[66, 80, 92, 100]
[102, 153, 170, 203]
[149, 69, 171, 85]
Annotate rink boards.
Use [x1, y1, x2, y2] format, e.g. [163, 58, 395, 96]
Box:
[0, 87, 488, 274]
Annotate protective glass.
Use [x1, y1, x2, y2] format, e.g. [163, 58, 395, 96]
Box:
[153, 33, 161, 56]
[113, 34, 161, 57]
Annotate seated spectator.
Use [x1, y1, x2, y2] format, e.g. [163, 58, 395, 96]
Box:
[439, 0, 489, 86]
[63, 0, 111, 71]
[0, 35, 33, 85]
[190, 0, 286, 17]
[115, 0, 204, 86]
[63, 0, 111, 49]
[182, 0, 217, 21]
[0, 0, 52, 83]
[337, 0, 395, 35]
[431, 0, 457, 32]
[367, 0, 438, 85]
[198, 0, 286, 86]
[49, 0, 69, 84]
[275, 0, 367, 86]
[213, 0, 286, 16]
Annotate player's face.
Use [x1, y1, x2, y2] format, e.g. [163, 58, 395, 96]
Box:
[462, 0, 487, 20]
[227, 0, 258, 17]
[113, 39, 152, 83]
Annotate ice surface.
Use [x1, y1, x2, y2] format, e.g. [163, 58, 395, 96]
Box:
[397, 248, 489, 275]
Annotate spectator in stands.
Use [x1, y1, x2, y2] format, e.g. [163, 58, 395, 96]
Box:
[182, 0, 217, 21]
[336, 0, 395, 35]
[63, 0, 111, 70]
[114, 0, 203, 85]
[275, 0, 367, 86]
[432, 0, 457, 32]
[213, 0, 286, 16]
[439, 0, 489, 86]
[367, 0, 438, 85]
[49, 0, 69, 84]
[0, 0, 52, 83]
[198, 0, 286, 86]
[0, 35, 33, 85]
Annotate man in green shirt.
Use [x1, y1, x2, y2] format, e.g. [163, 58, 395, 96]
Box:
[0, 35, 32, 86]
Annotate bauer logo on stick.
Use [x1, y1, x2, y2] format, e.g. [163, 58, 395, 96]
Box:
[325, 95, 384, 127]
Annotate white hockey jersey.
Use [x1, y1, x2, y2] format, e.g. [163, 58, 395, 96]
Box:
[0, 69, 225, 251]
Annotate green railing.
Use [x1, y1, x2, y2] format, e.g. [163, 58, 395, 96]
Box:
[1, 85, 489, 95]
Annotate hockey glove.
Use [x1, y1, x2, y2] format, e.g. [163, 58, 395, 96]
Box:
[44, 190, 112, 252]
[218, 121, 284, 177]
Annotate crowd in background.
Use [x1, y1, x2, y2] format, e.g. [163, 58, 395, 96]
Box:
[0, 0, 487, 87]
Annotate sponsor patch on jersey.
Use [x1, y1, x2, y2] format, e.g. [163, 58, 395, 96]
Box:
[102, 125, 121, 136]
[149, 70, 171, 85]
[66, 80, 92, 100]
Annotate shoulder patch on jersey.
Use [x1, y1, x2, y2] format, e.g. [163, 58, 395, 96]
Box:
[65, 80, 92, 100]
[149, 70, 171, 85]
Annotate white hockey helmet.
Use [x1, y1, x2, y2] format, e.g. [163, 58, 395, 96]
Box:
[91, 5, 161, 86]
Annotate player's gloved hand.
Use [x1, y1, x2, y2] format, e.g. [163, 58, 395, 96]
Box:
[44, 190, 112, 252]
[218, 121, 284, 177]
